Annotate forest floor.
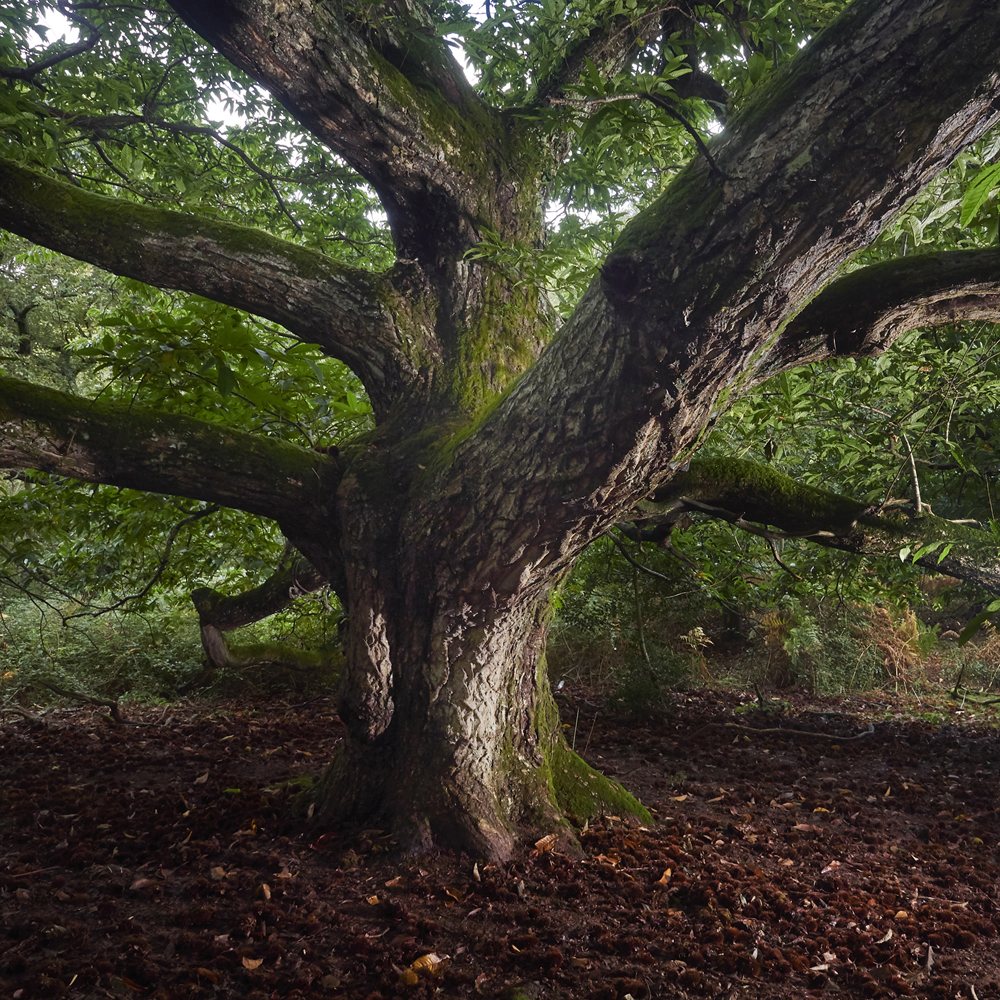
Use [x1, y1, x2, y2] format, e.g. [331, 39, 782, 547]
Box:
[1, 686, 998, 1000]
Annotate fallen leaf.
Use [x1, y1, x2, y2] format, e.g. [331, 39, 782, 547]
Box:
[669, 794, 688, 802]
[195, 968, 220, 983]
[385, 876, 404, 888]
[242, 957, 263, 970]
[534, 833, 557, 853]
[410, 952, 448, 975]
[366, 894, 379, 905]
[130, 878, 157, 891]
[875, 929, 893, 944]
[209, 867, 226, 881]
[194, 771, 209, 785]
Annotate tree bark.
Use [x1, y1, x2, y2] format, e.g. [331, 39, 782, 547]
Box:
[314, 497, 649, 857]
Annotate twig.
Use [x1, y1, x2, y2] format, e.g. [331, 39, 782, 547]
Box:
[901, 430, 923, 515]
[0, 4, 101, 84]
[689, 721, 875, 742]
[610, 534, 675, 583]
[0, 705, 44, 725]
[767, 537, 801, 579]
[64, 504, 219, 621]
[41, 681, 126, 723]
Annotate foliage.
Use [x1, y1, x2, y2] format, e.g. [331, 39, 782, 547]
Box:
[2, 0, 1000, 711]
[0, 587, 341, 706]
[0, 597, 203, 703]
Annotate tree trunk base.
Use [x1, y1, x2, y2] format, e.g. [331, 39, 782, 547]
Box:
[306, 734, 651, 861]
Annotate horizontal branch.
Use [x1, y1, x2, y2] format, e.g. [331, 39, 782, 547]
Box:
[0, 374, 339, 541]
[191, 551, 327, 633]
[0, 158, 412, 415]
[643, 457, 1000, 597]
[190, 549, 331, 677]
[758, 248, 1000, 381]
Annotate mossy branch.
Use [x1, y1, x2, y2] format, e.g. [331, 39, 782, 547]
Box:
[0, 374, 340, 534]
[0, 157, 405, 408]
[191, 550, 327, 634]
[641, 456, 1000, 596]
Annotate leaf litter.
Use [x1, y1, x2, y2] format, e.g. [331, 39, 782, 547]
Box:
[0, 689, 998, 999]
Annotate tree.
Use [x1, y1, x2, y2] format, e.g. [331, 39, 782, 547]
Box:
[3, 0, 1000, 859]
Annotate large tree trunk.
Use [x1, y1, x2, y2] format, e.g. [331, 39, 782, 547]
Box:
[312, 468, 648, 859]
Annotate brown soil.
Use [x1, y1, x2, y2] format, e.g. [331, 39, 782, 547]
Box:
[1, 688, 998, 1000]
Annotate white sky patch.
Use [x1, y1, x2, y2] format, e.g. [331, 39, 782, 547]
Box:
[32, 6, 76, 47]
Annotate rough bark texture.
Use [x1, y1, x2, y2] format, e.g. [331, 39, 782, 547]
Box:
[2, 0, 1000, 857]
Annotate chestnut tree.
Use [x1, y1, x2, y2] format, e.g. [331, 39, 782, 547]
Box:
[3, 0, 1000, 858]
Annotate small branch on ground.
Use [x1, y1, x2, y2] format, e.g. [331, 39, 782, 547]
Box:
[690, 721, 876, 742]
[41, 681, 127, 723]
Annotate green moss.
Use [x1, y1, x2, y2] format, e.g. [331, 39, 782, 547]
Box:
[657, 456, 869, 535]
[0, 373, 326, 508]
[548, 741, 652, 825]
[1, 157, 365, 289]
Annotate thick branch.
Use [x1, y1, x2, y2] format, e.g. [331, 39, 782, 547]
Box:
[466, 0, 1000, 552]
[758, 249, 1000, 381]
[0, 375, 339, 544]
[0, 158, 411, 415]
[644, 457, 1000, 597]
[165, 0, 511, 259]
[190, 549, 332, 678]
[191, 551, 327, 633]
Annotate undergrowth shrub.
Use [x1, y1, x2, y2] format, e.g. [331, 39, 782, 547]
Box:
[0, 600, 202, 704]
[735, 603, 938, 694]
[0, 592, 343, 706]
[945, 622, 1000, 693]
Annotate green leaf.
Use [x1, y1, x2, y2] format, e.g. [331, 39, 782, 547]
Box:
[216, 359, 237, 396]
[960, 161, 1000, 227]
[957, 601, 1000, 645]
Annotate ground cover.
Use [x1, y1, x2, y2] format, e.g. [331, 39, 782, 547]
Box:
[1, 688, 997, 999]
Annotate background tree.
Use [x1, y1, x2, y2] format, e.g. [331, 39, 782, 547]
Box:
[3, 0, 1000, 859]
